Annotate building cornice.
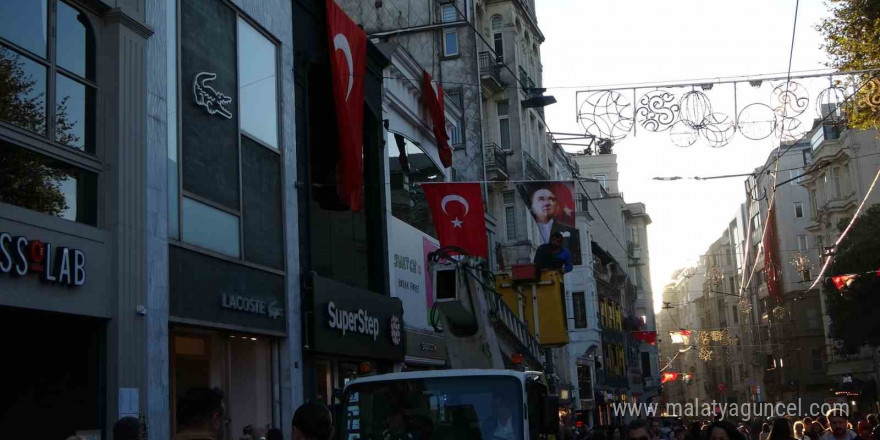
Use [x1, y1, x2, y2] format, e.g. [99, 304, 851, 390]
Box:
[104, 8, 154, 39]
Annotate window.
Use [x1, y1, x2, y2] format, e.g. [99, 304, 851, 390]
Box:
[794, 202, 804, 218]
[442, 29, 458, 57]
[447, 119, 461, 145]
[238, 18, 278, 148]
[573, 292, 587, 329]
[497, 101, 510, 150]
[803, 150, 813, 166]
[175, 0, 284, 266]
[806, 308, 819, 330]
[491, 15, 504, 61]
[818, 173, 827, 204]
[503, 191, 516, 240]
[732, 305, 739, 324]
[0, 0, 98, 224]
[641, 352, 652, 378]
[441, 4, 457, 23]
[388, 132, 445, 237]
[830, 167, 842, 199]
[790, 169, 803, 185]
[797, 235, 808, 252]
[809, 189, 818, 217]
[816, 235, 825, 262]
[810, 348, 822, 371]
[594, 174, 607, 189]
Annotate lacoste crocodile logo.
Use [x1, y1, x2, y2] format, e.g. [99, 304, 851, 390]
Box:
[193, 71, 233, 119]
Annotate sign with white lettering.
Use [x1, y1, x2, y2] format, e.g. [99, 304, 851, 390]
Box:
[221, 293, 283, 319]
[387, 217, 439, 331]
[309, 274, 405, 361]
[0, 232, 86, 287]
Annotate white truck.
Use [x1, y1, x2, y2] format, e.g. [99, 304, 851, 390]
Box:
[335, 259, 560, 439]
[338, 369, 559, 440]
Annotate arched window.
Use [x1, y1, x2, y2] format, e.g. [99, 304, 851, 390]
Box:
[490, 15, 504, 61]
[387, 132, 446, 237]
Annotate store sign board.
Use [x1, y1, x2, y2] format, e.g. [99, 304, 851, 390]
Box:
[387, 217, 439, 331]
[170, 246, 285, 333]
[0, 232, 86, 287]
[310, 274, 405, 361]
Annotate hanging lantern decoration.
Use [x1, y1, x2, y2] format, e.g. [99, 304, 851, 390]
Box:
[709, 266, 725, 286]
[739, 295, 752, 314]
[771, 81, 810, 118]
[699, 113, 736, 148]
[737, 103, 777, 140]
[637, 90, 680, 132]
[670, 120, 699, 147]
[816, 85, 848, 122]
[772, 305, 786, 320]
[578, 91, 634, 142]
[699, 347, 714, 361]
[711, 330, 724, 342]
[698, 330, 711, 346]
[776, 116, 808, 146]
[679, 91, 713, 129]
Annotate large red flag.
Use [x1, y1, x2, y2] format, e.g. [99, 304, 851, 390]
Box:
[326, 0, 366, 210]
[763, 208, 782, 299]
[422, 183, 488, 257]
[632, 331, 657, 345]
[421, 71, 453, 168]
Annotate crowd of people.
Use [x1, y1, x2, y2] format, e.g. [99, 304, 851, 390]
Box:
[564, 410, 880, 440]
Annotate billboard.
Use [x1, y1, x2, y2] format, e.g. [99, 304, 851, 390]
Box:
[515, 181, 582, 265]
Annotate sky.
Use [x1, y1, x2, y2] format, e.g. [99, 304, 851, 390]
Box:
[537, 0, 834, 312]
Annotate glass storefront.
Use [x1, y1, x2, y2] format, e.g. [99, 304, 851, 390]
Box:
[0, 306, 102, 440]
[170, 328, 278, 440]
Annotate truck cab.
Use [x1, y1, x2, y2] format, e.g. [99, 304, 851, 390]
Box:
[337, 369, 559, 440]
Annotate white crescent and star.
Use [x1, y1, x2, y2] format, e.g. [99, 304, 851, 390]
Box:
[333, 33, 354, 101]
[441, 194, 469, 228]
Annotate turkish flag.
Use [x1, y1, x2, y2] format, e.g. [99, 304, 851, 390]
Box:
[632, 331, 657, 345]
[422, 183, 488, 257]
[831, 274, 858, 291]
[661, 372, 678, 384]
[326, 0, 366, 210]
[422, 71, 453, 168]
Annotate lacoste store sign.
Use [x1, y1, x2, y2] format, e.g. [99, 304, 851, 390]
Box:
[0, 232, 86, 287]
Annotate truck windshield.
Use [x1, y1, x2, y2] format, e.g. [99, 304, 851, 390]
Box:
[339, 375, 524, 440]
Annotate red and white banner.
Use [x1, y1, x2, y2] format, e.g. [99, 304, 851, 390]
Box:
[669, 330, 692, 344]
[326, 0, 366, 210]
[421, 183, 487, 257]
[421, 71, 453, 168]
[763, 208, 782, 299]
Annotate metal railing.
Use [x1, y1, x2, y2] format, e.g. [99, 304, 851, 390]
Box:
[479, 52, 504, 85]
[484, 142, 508, 176]
[486, 289, 542, 360]
[524, 152, 550, 180]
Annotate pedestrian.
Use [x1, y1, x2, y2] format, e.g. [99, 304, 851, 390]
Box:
[760, 423, 772, 440]
[673, 426, 687, 440]
[175, 387, 226, 440]
[868, 415, 878, 434]
[266, 428, 283, 440]
[858, 421, 873, 440]
[794, 421, 811, 440]
[292, 401, 334, 440]
[114, 417, 142, 440]
[819, 409, 862, 440]
[769, 418, 797, 440]
[810, 422, 826, 440]
[627, 419, 655, 440]
[708, 421, 746, 440]
[691, 422, 705, 440]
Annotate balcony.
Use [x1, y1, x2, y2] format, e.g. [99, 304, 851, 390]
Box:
[485, 289, 542, 363]
[479, 52, 505, 97]
[524, 152, 550, 180]
[518, 65, 535, 93]
[484, 142, 509, 180]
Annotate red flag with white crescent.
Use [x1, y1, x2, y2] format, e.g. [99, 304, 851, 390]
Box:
[632, 331, 657, 345]
[326, 0, 366, 210]
[422, 183, 488, 257]
[661, 372, 678, 384]
[421, 71, 453, 168]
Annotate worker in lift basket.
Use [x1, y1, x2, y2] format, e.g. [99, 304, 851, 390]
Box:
[534, 231, 573, 274]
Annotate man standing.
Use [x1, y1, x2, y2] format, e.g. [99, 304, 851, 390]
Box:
[820, 409, 863, 440]
[292, 401, 334, 440]
[534, 232, 573, 273]
[174, 388, 226, 440]
[628, 419, 656, 440]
